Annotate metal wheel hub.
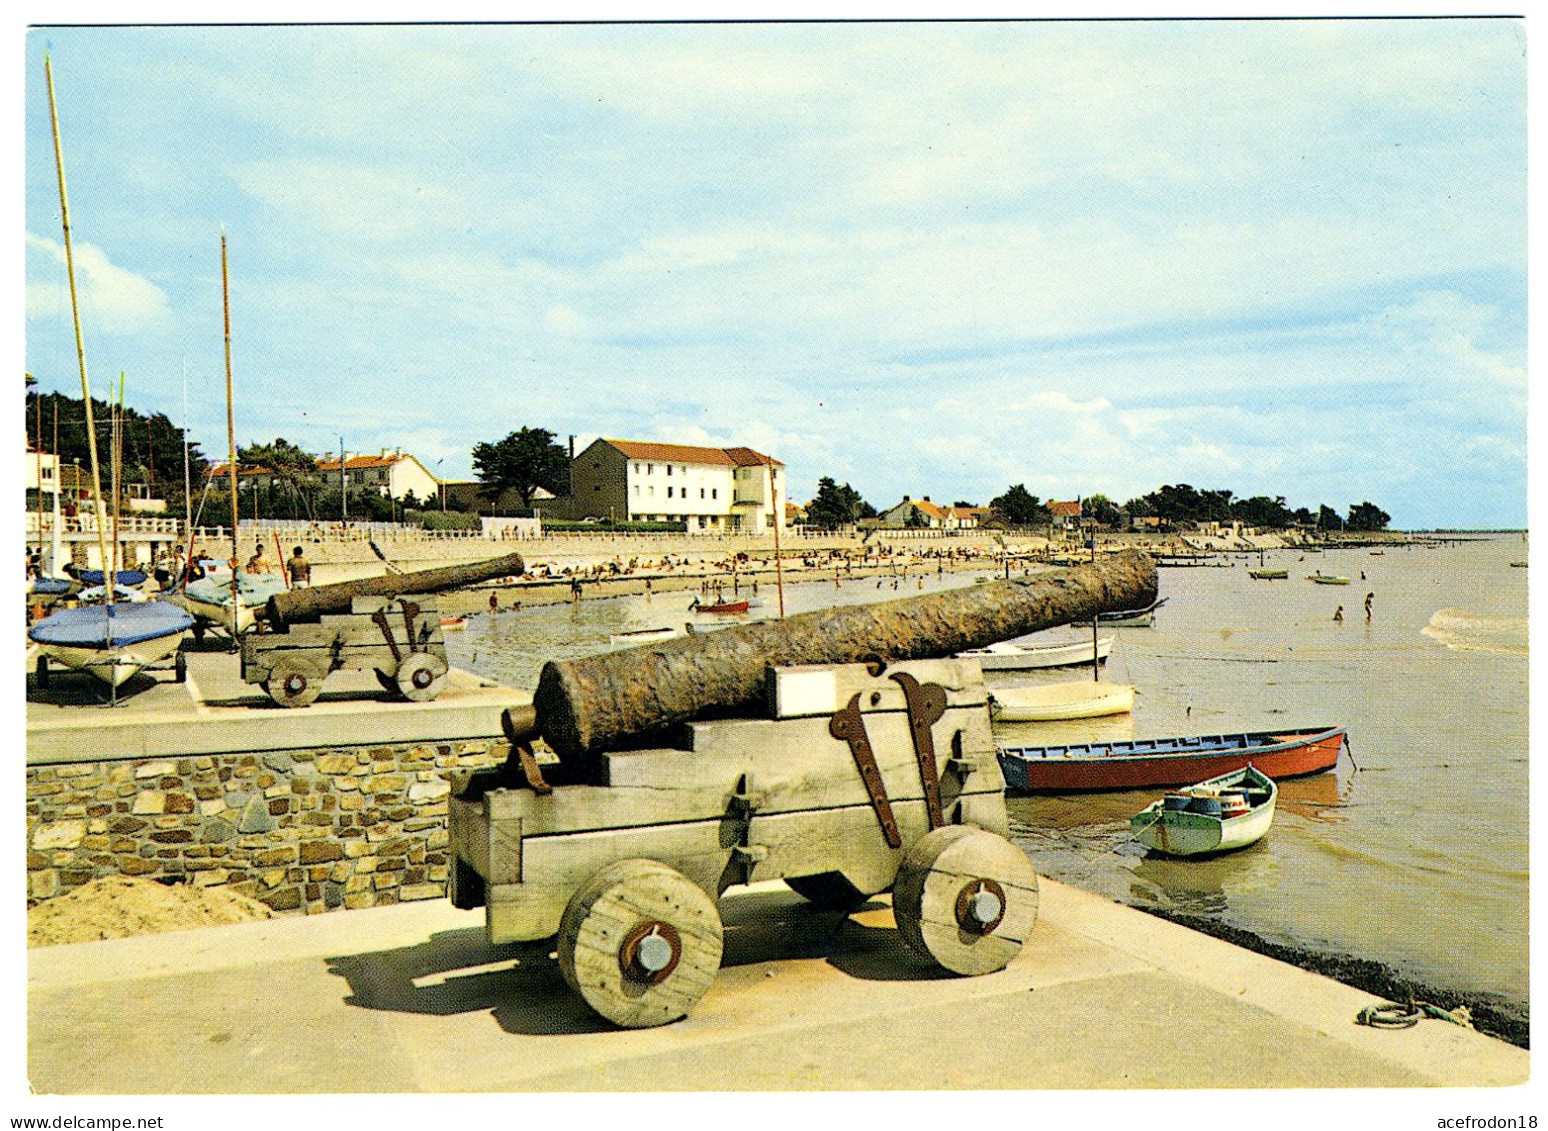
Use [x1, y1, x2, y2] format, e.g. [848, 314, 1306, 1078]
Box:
[954, 879, 1007, 935]
[412, 665, 434, 689]
[283, 673, 307, 695]
[619, 920, 682, 984]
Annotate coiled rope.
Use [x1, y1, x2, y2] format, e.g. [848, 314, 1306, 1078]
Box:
[1356, 1000, 1474, 1030]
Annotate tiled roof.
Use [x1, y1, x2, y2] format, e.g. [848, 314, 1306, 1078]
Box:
[723, 446, 784, 467]
[606, 440, 736, 466]
[913, 499, 949, 519]
[1050, 500, 1083, 517]
[317, 454, 405, 471]
[604, 439, 784, 468]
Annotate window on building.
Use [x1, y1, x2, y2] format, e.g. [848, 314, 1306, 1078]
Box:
[666, 465, 672, 476]
[634, 485, 640, 496]
[700, 488, 705, 499]
[647, 464, 653, 474]
[667, 486, 674, 498]
[649, 486, 655, 497]
[712, 488, 718, 499]
[681, 466, 687, 476]
[634, 463, 640, 473]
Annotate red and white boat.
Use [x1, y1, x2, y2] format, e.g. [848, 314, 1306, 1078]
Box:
[996, 725, 1347, 793]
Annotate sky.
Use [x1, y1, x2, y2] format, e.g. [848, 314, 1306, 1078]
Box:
[21, 17, 1528, 528]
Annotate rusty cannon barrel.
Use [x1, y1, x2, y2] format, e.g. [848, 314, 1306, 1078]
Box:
[532, 549, 1156, 765]
[265, 550, 526, 628]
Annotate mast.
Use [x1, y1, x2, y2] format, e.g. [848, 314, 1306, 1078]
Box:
[111, 371, 124, 597]
[45, 56, 111, 590]
[182, 358, 193, 582]
[768, 459, 785, 618]
[221, 234, 240, 592]
[51, 401, 62, 575]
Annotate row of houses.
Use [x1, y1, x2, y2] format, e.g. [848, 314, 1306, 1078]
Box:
[862, 495, 1084, 531]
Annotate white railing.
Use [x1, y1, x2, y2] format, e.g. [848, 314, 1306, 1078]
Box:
[25, 513, 182, 537]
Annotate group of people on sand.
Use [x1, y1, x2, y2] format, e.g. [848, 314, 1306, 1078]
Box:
[230, 542, 313, 587]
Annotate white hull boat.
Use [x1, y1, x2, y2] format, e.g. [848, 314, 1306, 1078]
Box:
[169, 573, 287, 638]
[29, 601, 193, 688]
[989, 680, 1135, 722]
[958, 635, 1113, 671]
[1129, 764, 1277, 856]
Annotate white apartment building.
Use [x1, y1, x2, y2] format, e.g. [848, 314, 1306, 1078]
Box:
[316, 449, 442, 503]
[570, 439, 785, 533]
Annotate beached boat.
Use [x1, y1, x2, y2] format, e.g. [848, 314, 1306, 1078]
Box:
[29, 600, 193, 688]
[1509, 561, 1527, 568]
[1130, 764, 1277, 856]
[957, 635, 1113, 671]
[609, 625, 683, 647]
[440, 615, 469, 631]
[996, 724, 1346, 792]
[1097, 597, 1167, 627]
[1248, 568, 1289, 580]
[169, 572, 288, 638]
[988, 680, 1135, 722]
[690, 598, 750, 614]
[1308, 572, 1351, 585]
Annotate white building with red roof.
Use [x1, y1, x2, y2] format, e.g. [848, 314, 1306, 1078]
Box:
[316, 449, 442, 503]
[569, 438, 785, 533]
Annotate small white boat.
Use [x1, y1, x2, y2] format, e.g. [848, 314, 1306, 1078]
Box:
[608, 625, 684, 648]
[988, 680, 1135, 722]
[168, 571, 288, 638]
[1308, 572, 1351, 585]
[1129, 764, 1277, 857]
[29, 600, 193, 688]
[1097, 597, 1167, 627]
[957, 635, 1113, 671]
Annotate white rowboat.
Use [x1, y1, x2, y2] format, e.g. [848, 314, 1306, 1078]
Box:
[988, 680, 1135, 722]
[957, 635, 1113, 671]
[1129, 764, 1277, 857]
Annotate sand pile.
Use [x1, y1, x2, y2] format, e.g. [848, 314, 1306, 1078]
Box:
[28, 876, 276, 947]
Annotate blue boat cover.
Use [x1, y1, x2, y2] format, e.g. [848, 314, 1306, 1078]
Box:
[182, 573, 288, 607]
[28, 601, 194, 648]
[29, 576, 74, 596]
[77, 569, 148, 587]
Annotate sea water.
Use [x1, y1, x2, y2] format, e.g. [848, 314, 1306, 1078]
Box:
[443, 536, 1529, 1017]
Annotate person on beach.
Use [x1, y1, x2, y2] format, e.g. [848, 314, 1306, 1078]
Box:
[1365, 592, 1374, 621]
[286, 546, 312, 588]
[489, 592, 499, 614]
[570, 577, 583, 604]
[1333, 605, 1344, 623]
[644, 578, 652, 599]
[246, 545, 272, 573]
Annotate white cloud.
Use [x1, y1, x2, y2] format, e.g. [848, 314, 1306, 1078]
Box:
[26, 234, 171, 335]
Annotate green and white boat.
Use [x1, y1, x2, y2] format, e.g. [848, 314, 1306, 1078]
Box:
[1130, 764, 1277, 857]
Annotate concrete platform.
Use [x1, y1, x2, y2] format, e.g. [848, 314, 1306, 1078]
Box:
[26, 645, 527, 762]
[27, 877, 1526, 1094]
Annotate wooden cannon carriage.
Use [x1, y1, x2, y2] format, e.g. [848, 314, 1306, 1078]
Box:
[240, 596, 450, 707]
[448, 657, 1039, 1028]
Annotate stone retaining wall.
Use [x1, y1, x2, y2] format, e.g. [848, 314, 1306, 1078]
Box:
[26, 738, 506, 914]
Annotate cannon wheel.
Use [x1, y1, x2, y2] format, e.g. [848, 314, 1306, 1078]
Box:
[262, 655, 325, 708]
[395, 652, 448, 702]
[891, 825, 1039, 976]
[784, 872, 871, 911]
[557, 858, 723, 1029]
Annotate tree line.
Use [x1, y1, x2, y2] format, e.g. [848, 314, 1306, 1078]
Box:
[800, 475, 1390, 532]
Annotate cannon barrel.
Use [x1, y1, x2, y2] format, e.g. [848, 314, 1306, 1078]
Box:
[264, 551, 526, 627]
[533, 550, 1156, 764]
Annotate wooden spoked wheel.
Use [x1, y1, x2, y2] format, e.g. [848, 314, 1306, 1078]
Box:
[395, 653, 448, 702]
[785, 872, 872, 911]
[892, 825, 1039, 976]
[262, 655, 324, 708]
[557, 858, 723, 1028]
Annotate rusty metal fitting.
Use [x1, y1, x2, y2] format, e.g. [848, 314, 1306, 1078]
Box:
[618, 920, 682, 984]
[954, 878, 1007, 935]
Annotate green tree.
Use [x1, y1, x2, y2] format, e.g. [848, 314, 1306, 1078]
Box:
[804, 477, 872, 528]
[1346, 501, 1391, 532]
[471, 427, 570, 511]
[1316, 504, 1341, 531]
[239, 438, 322, 520]
[1231, 495, 1295, 529]
[989, 484, 1050, 527]
[1084, 493, 1121, 527]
